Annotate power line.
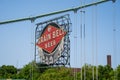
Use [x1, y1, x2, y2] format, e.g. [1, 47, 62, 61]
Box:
[95, 3, 98, 80]
[112, 2, 117, 80]
[73, 10, 77, 80]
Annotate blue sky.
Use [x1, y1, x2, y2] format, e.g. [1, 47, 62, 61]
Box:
[0, 0, 120, 68]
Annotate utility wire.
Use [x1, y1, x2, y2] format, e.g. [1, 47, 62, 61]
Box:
[92, 1, 95, 79]
[74, 10, 78, 80]
[30, 21, 35, 80]
[112, 2, 117, 80]
[83, 11, 86, 80]
[82, 1, 86, 80]
[80, 0, 83, 79]
[95, 3, 98, 80]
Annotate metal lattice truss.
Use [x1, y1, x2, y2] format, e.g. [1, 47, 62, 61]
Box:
[35, 14, 71, 66]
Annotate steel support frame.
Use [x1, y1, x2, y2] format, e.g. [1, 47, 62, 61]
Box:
[35, 14, 71, 66]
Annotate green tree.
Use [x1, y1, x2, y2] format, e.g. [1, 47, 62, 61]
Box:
[17, 61, 49, 80]
[0, 65, 17, 79]
[17, 61, 40, 80]
[0, 63, 119, 79]
[116, 65, 120, 79]
[98, 65, 114, 80]
[38, 67, 73, 80]
[80, 64, 97, 80]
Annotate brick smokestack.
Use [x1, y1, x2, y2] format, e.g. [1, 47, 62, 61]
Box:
[107, 55, 111, 67]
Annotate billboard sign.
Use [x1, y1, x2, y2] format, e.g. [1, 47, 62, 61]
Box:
[36, 23, 66, 53]
[36, 23, 67, 65]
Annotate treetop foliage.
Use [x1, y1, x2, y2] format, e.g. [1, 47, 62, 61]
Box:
[0, 62, 120, 80]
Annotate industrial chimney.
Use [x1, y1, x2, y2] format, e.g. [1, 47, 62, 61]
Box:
[107, 55, 111, 67]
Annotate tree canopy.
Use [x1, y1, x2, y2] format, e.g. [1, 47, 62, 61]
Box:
[0, 62, 120, 80]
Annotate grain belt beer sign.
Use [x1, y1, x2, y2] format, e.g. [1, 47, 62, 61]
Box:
[36, 23, 67, 65]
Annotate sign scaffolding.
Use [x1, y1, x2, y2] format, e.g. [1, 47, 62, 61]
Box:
[35, 14, 71, 66]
